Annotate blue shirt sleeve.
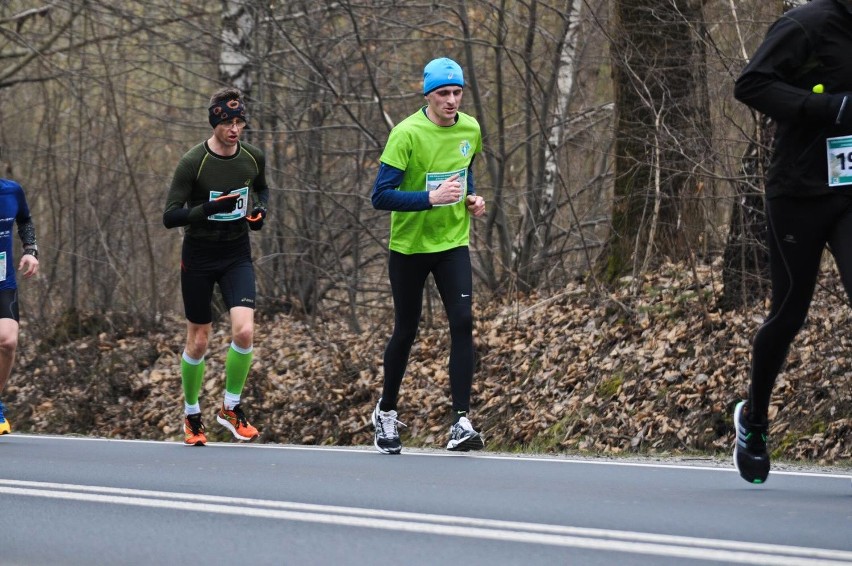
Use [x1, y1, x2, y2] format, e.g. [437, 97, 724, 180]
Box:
[371, 163, 432, 211]
[15, 185, 32, 224]
[467, 155, 476, 196]
[371, 159, 477, 211]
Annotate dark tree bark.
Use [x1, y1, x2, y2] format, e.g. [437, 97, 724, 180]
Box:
[719, 115, 773, 310]
[603, 0, 711, 284]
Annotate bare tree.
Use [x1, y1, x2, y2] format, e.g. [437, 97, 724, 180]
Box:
[0, 0, 769, 338]
[604, 0, 712, 287]
[1, 1, 215, 336]
[510, 0, 600, 291]
[720, 0, 803, 309]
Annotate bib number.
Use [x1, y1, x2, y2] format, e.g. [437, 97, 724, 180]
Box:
[208, 186, 249, 221]
[826, 136, 852, 187]
[426, 168, 467, 207]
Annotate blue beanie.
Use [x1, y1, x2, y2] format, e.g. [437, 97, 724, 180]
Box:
[423, 58, 464, 94]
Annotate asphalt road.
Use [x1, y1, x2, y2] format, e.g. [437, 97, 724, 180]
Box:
[0, 435, 850, 565]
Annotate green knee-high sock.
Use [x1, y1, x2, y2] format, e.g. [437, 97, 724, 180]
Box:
[181, 352, 205, 405]
[225, 342, 253, 397]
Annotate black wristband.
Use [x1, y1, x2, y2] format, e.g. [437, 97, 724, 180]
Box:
[23, 247, 38, 260]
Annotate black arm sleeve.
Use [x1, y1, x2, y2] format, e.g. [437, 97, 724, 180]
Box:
[17, 218, 37, 247]
[163, 207, 192, 228]
[251, 148, 270, 209]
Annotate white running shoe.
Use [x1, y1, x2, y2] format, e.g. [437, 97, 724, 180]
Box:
[447, 416, 485, 452]
[371, 400, 403, 455]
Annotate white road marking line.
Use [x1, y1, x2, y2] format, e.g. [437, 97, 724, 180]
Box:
[1, 479, 850, 565]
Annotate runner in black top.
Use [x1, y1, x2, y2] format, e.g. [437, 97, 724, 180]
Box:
[733, 0, 852, 485]
[163, 87, 269, 446]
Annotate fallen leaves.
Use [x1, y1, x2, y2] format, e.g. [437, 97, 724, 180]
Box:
[5, 260, 852, 464]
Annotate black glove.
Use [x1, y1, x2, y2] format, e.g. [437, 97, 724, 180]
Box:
[804, 92, 852, 129]
[246, 206, 267, 231]
[202, 191, 239, 216]
[836, 94, 852, 131]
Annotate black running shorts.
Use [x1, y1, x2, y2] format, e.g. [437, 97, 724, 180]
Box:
[180, 234, 256, 325]
[0, 289, 19, 322]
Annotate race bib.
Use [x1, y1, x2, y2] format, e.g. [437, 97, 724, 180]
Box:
[426, 168, 467, 207]
[0, 251, 6, 282]
[208, 187, 250, 221]
[826, 136, 852, 187]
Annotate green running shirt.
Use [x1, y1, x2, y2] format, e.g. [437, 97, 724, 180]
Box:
[380, 109, 482, 254]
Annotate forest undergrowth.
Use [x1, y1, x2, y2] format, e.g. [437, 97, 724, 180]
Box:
[8, 260, 851, 468]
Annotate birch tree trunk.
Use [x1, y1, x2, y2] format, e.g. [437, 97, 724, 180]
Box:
[512, 0, 586, 290]
[220, 0, 255, 96]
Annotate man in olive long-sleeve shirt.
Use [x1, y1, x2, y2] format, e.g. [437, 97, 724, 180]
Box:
[163, 86, 269, 446]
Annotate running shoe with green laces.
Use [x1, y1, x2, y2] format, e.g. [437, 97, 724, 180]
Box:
[0, 400, 10, 435]
[733, 400, 770, 484]
[217, 403, 259, 441]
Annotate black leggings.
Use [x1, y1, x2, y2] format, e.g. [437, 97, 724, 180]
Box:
[749, 193, 852, 422]
[380, 247, 474, 414]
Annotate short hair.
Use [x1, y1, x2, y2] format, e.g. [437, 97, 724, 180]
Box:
[209, 87, 244, 107]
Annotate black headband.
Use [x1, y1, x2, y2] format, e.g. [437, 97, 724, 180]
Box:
[208, 99, 247, 128]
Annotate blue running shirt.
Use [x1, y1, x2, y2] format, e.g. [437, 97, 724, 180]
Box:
[0, 179, 33, 290]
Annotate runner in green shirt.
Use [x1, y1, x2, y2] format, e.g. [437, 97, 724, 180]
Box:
[370, 58, 487, 454]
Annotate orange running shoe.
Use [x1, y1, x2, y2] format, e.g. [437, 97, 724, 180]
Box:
[184, 413, 207, 446]
[216, 403, 259, 441]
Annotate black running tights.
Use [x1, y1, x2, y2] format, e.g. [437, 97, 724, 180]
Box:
[749, 194, 852, 422]
[380, 247, 474, 414]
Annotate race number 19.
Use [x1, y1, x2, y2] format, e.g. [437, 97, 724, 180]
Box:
[827, 135, 852, 187]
